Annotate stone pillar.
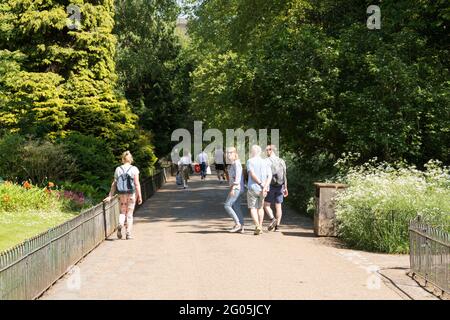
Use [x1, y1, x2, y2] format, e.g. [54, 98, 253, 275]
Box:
[313, 183, 347, 237]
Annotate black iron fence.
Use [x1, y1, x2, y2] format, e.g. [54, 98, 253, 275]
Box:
[0, 166, 170, 300]
[409, 216, 450, 297]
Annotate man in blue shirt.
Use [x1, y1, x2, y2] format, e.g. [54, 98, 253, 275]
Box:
[246, 145, 272, 235]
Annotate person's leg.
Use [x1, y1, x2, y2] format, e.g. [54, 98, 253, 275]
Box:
[265, 189, 278, 231]
[275, 203, 283, 225]
[126, 194, 136, 238]
[249, 208, 260, 226]
[258, 208, 265, 227]
[248, 190, 262, 235]
[224, 191, 241, 226]
[232, 190, 244, 226]
[264, 188, 276, 221]
[118, 194, 128, 239]
[274, 187, 284, 228]
[264, 202, 275, 220]
[200, 162, 206, 179]
[183, 167, 188, 188]
[216, 166, 221, 180]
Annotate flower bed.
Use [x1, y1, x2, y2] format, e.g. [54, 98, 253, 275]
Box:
[0, 181, 87, 252]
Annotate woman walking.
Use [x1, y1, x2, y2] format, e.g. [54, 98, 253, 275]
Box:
[104, 151, 142, 240]
[178, 150, 192, 189]
[224, 147, 245, 233]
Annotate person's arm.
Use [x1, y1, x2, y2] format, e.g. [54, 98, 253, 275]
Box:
[263, 165, 272, 194]
[283, 161, 288, 197]
[104, 179, 117, 202]
[248, 170, 262, 186]
[230, 163, 242, 193]
[134, 174, 142, 205]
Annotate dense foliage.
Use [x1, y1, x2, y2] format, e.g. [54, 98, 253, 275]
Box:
[115, 0, 194, 156]
[0, 0, 194, 193]
[185, 0, 450, 213]
[335, 160, 450, 253]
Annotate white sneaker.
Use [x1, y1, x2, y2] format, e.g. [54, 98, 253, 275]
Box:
[126, 232, 133, 240]
[229, 225, 242, 233]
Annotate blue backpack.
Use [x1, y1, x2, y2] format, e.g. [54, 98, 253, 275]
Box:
[117, 166, 135, 194]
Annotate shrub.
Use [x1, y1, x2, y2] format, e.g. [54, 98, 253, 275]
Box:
[0, 134, 77, 185]
[334, 160, 450, 254]
[60, 133, 116, 195]
[0, 133, 26, 180]
[60, 181, 102, 204]
[285, 152, 336, 216]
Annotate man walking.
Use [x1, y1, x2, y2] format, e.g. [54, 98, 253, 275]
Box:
[214, 146, 226, 183]
[246, 145, 272, 235]
[264, 145, 288, 231]
[197, 150, 209, 180]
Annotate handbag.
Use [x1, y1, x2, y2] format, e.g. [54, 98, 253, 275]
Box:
[206, 166, 211, 175]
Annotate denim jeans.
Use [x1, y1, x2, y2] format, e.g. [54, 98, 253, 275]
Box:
[224, 188, 244, 225]
[200, 162, 207, 178]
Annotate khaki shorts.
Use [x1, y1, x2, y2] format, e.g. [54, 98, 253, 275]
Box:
[247, 189, 264, 209]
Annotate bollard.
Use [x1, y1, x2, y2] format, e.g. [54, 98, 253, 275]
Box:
[313, 183, 347, 237]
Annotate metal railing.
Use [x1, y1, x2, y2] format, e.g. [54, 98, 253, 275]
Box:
[409, 216, 450, 296]
[0, 167, 170, 300]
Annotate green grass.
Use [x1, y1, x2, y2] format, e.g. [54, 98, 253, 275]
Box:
[0, 210, 78, 252]
[0, 182, 81, 252]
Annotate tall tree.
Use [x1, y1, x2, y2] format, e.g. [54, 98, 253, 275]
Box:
[114, 0, 193, 156]
[188, 0, 450, 164]
[0, 0, 156, 173]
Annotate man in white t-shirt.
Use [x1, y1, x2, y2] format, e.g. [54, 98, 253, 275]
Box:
[246, 145, 272, 235]
[178, 151, 192, 189]
[197, 150, 209, 180]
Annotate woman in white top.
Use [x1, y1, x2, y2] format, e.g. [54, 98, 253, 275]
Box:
[224, 147, 245, 233]
[178, 150, 192, 189]
[104, 151, 142, 240]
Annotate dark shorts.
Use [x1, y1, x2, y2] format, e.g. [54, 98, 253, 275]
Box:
[265, 185, 284, 204]
[215, 163, 225, 171]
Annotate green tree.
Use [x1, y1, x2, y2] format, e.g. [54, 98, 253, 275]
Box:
[0, 0, 157, 175]
[114, 0, 193, 156]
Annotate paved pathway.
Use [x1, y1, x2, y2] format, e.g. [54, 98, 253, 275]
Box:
[41, 174, 436, 300]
